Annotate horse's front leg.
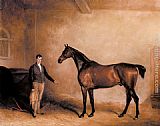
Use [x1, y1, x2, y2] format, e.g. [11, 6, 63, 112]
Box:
[79, 86, 87, 118]
[88, 89, 95, 117]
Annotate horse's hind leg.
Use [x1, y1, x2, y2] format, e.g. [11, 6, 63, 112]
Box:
[88, 89, 95, 117]
[119, 89, 132, 118]
[130, 89, 139, 119]
[79, 86, 87, 118]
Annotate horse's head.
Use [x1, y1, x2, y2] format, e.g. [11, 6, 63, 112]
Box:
[58, 44, 73, 63]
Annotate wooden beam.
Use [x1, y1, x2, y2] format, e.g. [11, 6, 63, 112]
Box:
[86, 0, 160, 11]
[75, 0, 91, 14]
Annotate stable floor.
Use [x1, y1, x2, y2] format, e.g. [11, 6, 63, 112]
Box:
[0, 99, 160, 126]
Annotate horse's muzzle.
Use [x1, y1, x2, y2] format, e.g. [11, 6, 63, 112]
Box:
[58, 58, 62, 63]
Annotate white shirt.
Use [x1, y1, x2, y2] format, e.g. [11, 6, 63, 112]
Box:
[37, 63, 42, 72]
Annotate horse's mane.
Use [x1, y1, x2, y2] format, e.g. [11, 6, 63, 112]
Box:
[69, 46, 91, 63]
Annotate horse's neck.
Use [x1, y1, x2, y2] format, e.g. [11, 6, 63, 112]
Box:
[73, 56, 84, 71]
[72, 48, 90, 71]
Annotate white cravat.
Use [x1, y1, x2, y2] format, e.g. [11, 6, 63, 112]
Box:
[38, 63, 42, 72]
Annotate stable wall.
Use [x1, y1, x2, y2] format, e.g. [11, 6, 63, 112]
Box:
[30, 9, 160, 104]
[0, 3, 26, 68]
[1, 1, 160, 104]
[0, 0, 37, 68]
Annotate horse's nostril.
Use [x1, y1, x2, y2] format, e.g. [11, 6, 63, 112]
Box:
[58, 59, 62, 63]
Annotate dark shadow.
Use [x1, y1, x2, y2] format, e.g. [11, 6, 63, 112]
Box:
[42, 98, 81, 117]
[95, 103, 121, 115]
[107, 109, 136, 120]
[0, 66, 32, 113]
[106, 109, 120, 116]
[94, 103, 138, 119]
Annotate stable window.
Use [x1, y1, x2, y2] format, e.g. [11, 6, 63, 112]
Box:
[0, 28, 10, 59]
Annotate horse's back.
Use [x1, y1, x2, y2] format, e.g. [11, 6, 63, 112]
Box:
[79, 62, 120, 88]
[114, 63, 139, 74]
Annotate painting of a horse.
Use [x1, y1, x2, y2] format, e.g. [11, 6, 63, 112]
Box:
[58, 44, 146, 119]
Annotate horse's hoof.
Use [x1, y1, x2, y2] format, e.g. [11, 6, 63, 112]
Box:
[79, 114, 85, 118]
[133, 116, 139, 120]
[118, 114, 124, 118]
[88, 113, 94, 118]
[133, 117, 138, 120]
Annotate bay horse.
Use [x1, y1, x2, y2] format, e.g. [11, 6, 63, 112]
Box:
[58, 44, 146, 119]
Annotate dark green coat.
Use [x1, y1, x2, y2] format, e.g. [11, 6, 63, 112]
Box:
[29, 63, 54, 83]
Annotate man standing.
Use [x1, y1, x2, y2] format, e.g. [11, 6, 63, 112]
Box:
[29, 54, 55, 117]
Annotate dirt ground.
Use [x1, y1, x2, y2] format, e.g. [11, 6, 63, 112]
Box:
[0, 98, 160, 126]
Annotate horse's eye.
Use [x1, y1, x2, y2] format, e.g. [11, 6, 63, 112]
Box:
[62, 52, 67, 58]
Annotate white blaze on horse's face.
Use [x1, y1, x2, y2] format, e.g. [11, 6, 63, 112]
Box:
[58, 55, 64, 63]
[58, 46, 73, 63]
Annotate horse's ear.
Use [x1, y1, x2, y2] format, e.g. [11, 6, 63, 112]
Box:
[64, 44, 68, 47]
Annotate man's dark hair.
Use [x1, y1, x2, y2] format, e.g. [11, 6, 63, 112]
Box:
[36, 54, 42, 59]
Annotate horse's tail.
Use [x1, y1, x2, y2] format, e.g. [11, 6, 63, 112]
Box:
[135, 64, 146, 78]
